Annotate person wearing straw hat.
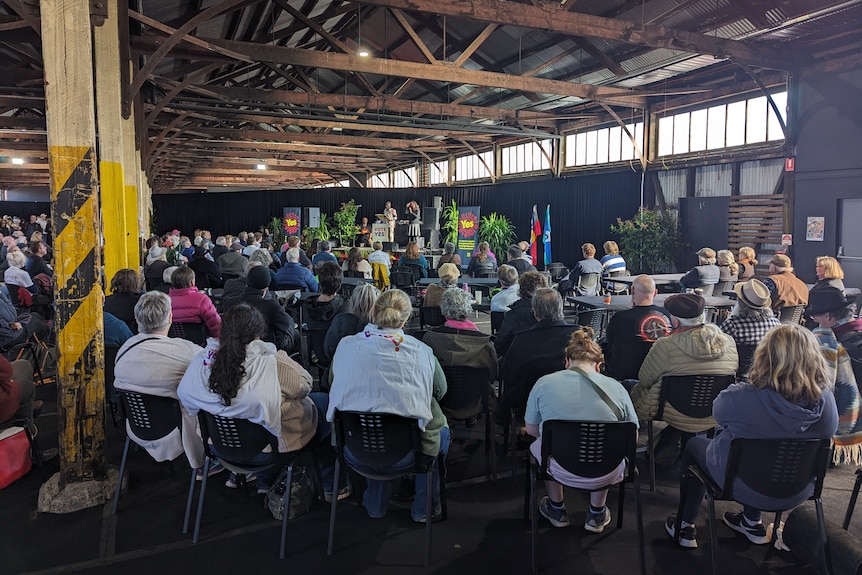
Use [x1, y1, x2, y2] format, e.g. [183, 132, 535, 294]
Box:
[423, 262, 460, 308]
[761, 253, 808, 312]
[720, 279, 781, 346]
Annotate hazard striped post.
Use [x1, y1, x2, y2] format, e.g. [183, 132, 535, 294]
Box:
[42, 0, 106, 484]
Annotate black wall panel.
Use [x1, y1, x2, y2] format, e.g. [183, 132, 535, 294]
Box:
[153, 171, 643, 268]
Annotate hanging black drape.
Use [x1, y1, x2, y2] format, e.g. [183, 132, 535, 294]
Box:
[152, 171, 642, 268]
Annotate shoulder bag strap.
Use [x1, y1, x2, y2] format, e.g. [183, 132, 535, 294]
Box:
[569, 366, 624, 421]
[115, 337, 160, 365]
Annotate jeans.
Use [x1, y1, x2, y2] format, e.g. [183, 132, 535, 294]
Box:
[344, 426, 451, 521]
[679, 435, 762, 524]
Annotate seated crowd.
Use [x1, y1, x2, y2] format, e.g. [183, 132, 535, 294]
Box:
[5, 217, 859, 566]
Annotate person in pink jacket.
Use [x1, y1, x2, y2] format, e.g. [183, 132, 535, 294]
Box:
[168, 267, 221, 338]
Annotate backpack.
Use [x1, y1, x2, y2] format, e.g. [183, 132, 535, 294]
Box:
[13, 333, 58, 384]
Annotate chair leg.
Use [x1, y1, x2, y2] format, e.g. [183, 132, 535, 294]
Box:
[647, 420, 656, 492]
[182, 467, 196, 534]
[675, 470, 689, 547]
[706, 493, 717, 575]
[633, 470, 646, 575]
[279, 464, 293, 559]
[24, 422, 46, 480]
[111, 436, 131, 515]
[530, 462, 538, 574]
[438, 454, 448, 521]
[424, 461, 433, 567]
[816, 498, 834, 575]
[327, 458, 341, 556]
[192, 459, 211, 544]
[843, 470, 862, 530]
[616, 478, 626, 529]
[523, 455, 531, 522]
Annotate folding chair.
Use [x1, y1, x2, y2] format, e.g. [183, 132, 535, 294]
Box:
[440, 366, 496, 479]
[419, 306, 446, 329]
[168, 322, 209, 346]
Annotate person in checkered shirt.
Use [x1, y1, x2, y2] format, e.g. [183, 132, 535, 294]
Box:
[720, 278, 781, 345]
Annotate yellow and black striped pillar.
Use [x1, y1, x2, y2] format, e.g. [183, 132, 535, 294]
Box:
[42, 0, 106, 484]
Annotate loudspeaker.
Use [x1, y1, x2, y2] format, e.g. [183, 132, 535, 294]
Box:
[304, 207, 320, 228]
[421, 207, 441, 230]
[382, 242, 399, 252]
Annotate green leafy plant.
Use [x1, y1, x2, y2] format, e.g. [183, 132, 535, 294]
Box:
[332, 200, 359, 248]
[610, 208, 684, 274]
[479, 212, 516, 258]
[441, 199, 459, 245]
[263, 217, 286, 251]
[303, 213, 331, 244]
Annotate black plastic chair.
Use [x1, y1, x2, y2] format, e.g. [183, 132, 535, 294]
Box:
[419, 306, 446, 329]
[168, 322, 209, 347]
[111, 391, 195, 531]
[490, 311, 505, 335]
[526, 420, 644, 575]
[342, 269, 364, 278]
[545, 263, 568, 283]
[735, 343, 757, 381]
[779, 304, 806, 324]
[105, 346, 121, 427]
[192, 411, 312, 558]
[676, 438, 833, 575]
[602, 269, 630, 295]
[573, 309, 605, 340]
[390, 267, 417, 295]
[576, 272, 601, 296]
[476, 271, 498, 279]
[440, 366, 495, 480]
[642, 374, 735, 491]
[842, 468, 862, 530]
[327, 411, 447, 567]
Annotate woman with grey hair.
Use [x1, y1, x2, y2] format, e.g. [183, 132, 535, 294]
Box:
[322, 283, 381, 363]
[439, 288, 475, 326]
[436, 241, 462, 269]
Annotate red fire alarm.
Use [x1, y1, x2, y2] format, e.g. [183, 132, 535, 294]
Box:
[785, 157, 795, 172]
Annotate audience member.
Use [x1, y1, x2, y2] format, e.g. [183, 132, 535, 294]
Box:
[168, 267, 221, 339]
[104, 311, 133, 348]
[144, 244, 171, 291]
[559, 243, 604, 296]
[153, 266, 178, 294]
[342, 247, 372, 279]
[761, 254, 808, 312]
[0, 355, 38, 426]
[4, 251, 40, 305]
[398, 241, 429, 279]
[436, 242, 461, 269]
[312, 240, 338, 270]
[506, 245, 536, 274]
[807, 287, 862, 386]
[810, 256, 845, 294]
[602, 275, 670, 381]
[322, 283, 380, 364]
[665, 324, 837, 548]
[422, 288, 498, 421]
[720, 279, 780, 346]
[466, 241, 496, 278]
[189, 245, 223, 289]
[217, 242, 246, 280]
[0, 290, 50, 349]
[527, 328, 638, 532]
[283, 235, 312, 269]
[679, 248, 720, 294]
[737, 247, 757, 281]
[104, 268, 141, 334]
[499, 288, 580, 415]
[716, 249, 739, 284]
[275, 248, 319, 292]
[327, 289, 448, 521]
[490, 264, 519, 312]
[423, 262, 459, 308]
[113, 292, 206, 473]
[25, 240, 52, 279]
[494, 271, 548, 356]
[302, 262, 347, 365]
[223, 265, 298, 354]
[600, 241, 626, 276]
[211, 236, 230, 259]
[179, 304, 345, 498]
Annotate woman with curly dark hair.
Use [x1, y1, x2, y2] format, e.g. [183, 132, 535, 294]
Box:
[178, 304, 348, 499]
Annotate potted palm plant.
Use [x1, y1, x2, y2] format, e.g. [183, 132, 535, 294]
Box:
[441, 199, 459, 245]
[479, 212, 516, 258]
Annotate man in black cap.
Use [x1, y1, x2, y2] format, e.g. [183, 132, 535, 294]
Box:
[808, 286, 862, 384]
[223, 264, 298, 354]
[628, 293, 738, 462]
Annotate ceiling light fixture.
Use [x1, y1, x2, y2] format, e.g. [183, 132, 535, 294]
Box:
[358, 49, 369, 57]
[11, 158, 24, 165]
[257, 163, 267, 170]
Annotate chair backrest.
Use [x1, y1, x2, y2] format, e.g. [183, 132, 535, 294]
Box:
[333, 411, 422, 469]
[724, 438, 831, 504]
[546, 263, 568, 282]
[308, 328, 330, 366]
[477, 271, 497, 279]
[439, 366, 489, 418]
[343, 269, 364, 278]
[197, 411, 278, 463]
[779, 304, 806, 324]
[399, 263, 424, 282]
[576, 273, 601, 296]
[657, 374, 735, 421]
[490, 311, 505, 335]
[168, 322, 209, 346]
[389, 267, 416, 289]
[538, 420, 636, 480]
[713, 280, 735, 295]
[736, 343, 757, 380]
[419, 306, 446, 328]
[118, 390, 183, 442]
[576, 309, 604, 336]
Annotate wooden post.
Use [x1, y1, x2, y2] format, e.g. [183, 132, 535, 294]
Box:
[41, 0, 106, 486]
[95, 0, 131, 281]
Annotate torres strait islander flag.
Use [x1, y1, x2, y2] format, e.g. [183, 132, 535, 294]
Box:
[530, 205, 541, 266]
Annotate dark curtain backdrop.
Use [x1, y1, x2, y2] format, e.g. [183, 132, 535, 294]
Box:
[153, 171, 643, 267]
[0, 201, 52, 219]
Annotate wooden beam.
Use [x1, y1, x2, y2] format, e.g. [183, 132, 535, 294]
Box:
[206, 38, 647, 108]
[352, 0, 794, 70]
[41, 0, 106, 489]
[573, 37, 626, 76]
[391, 8, 437, 64]
[453, 23, 497, 68]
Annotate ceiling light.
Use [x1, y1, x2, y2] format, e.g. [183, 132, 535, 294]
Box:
[11, 158, 24, 165]
[257, 164, 266, 170]
[358, 49, 369, 57]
